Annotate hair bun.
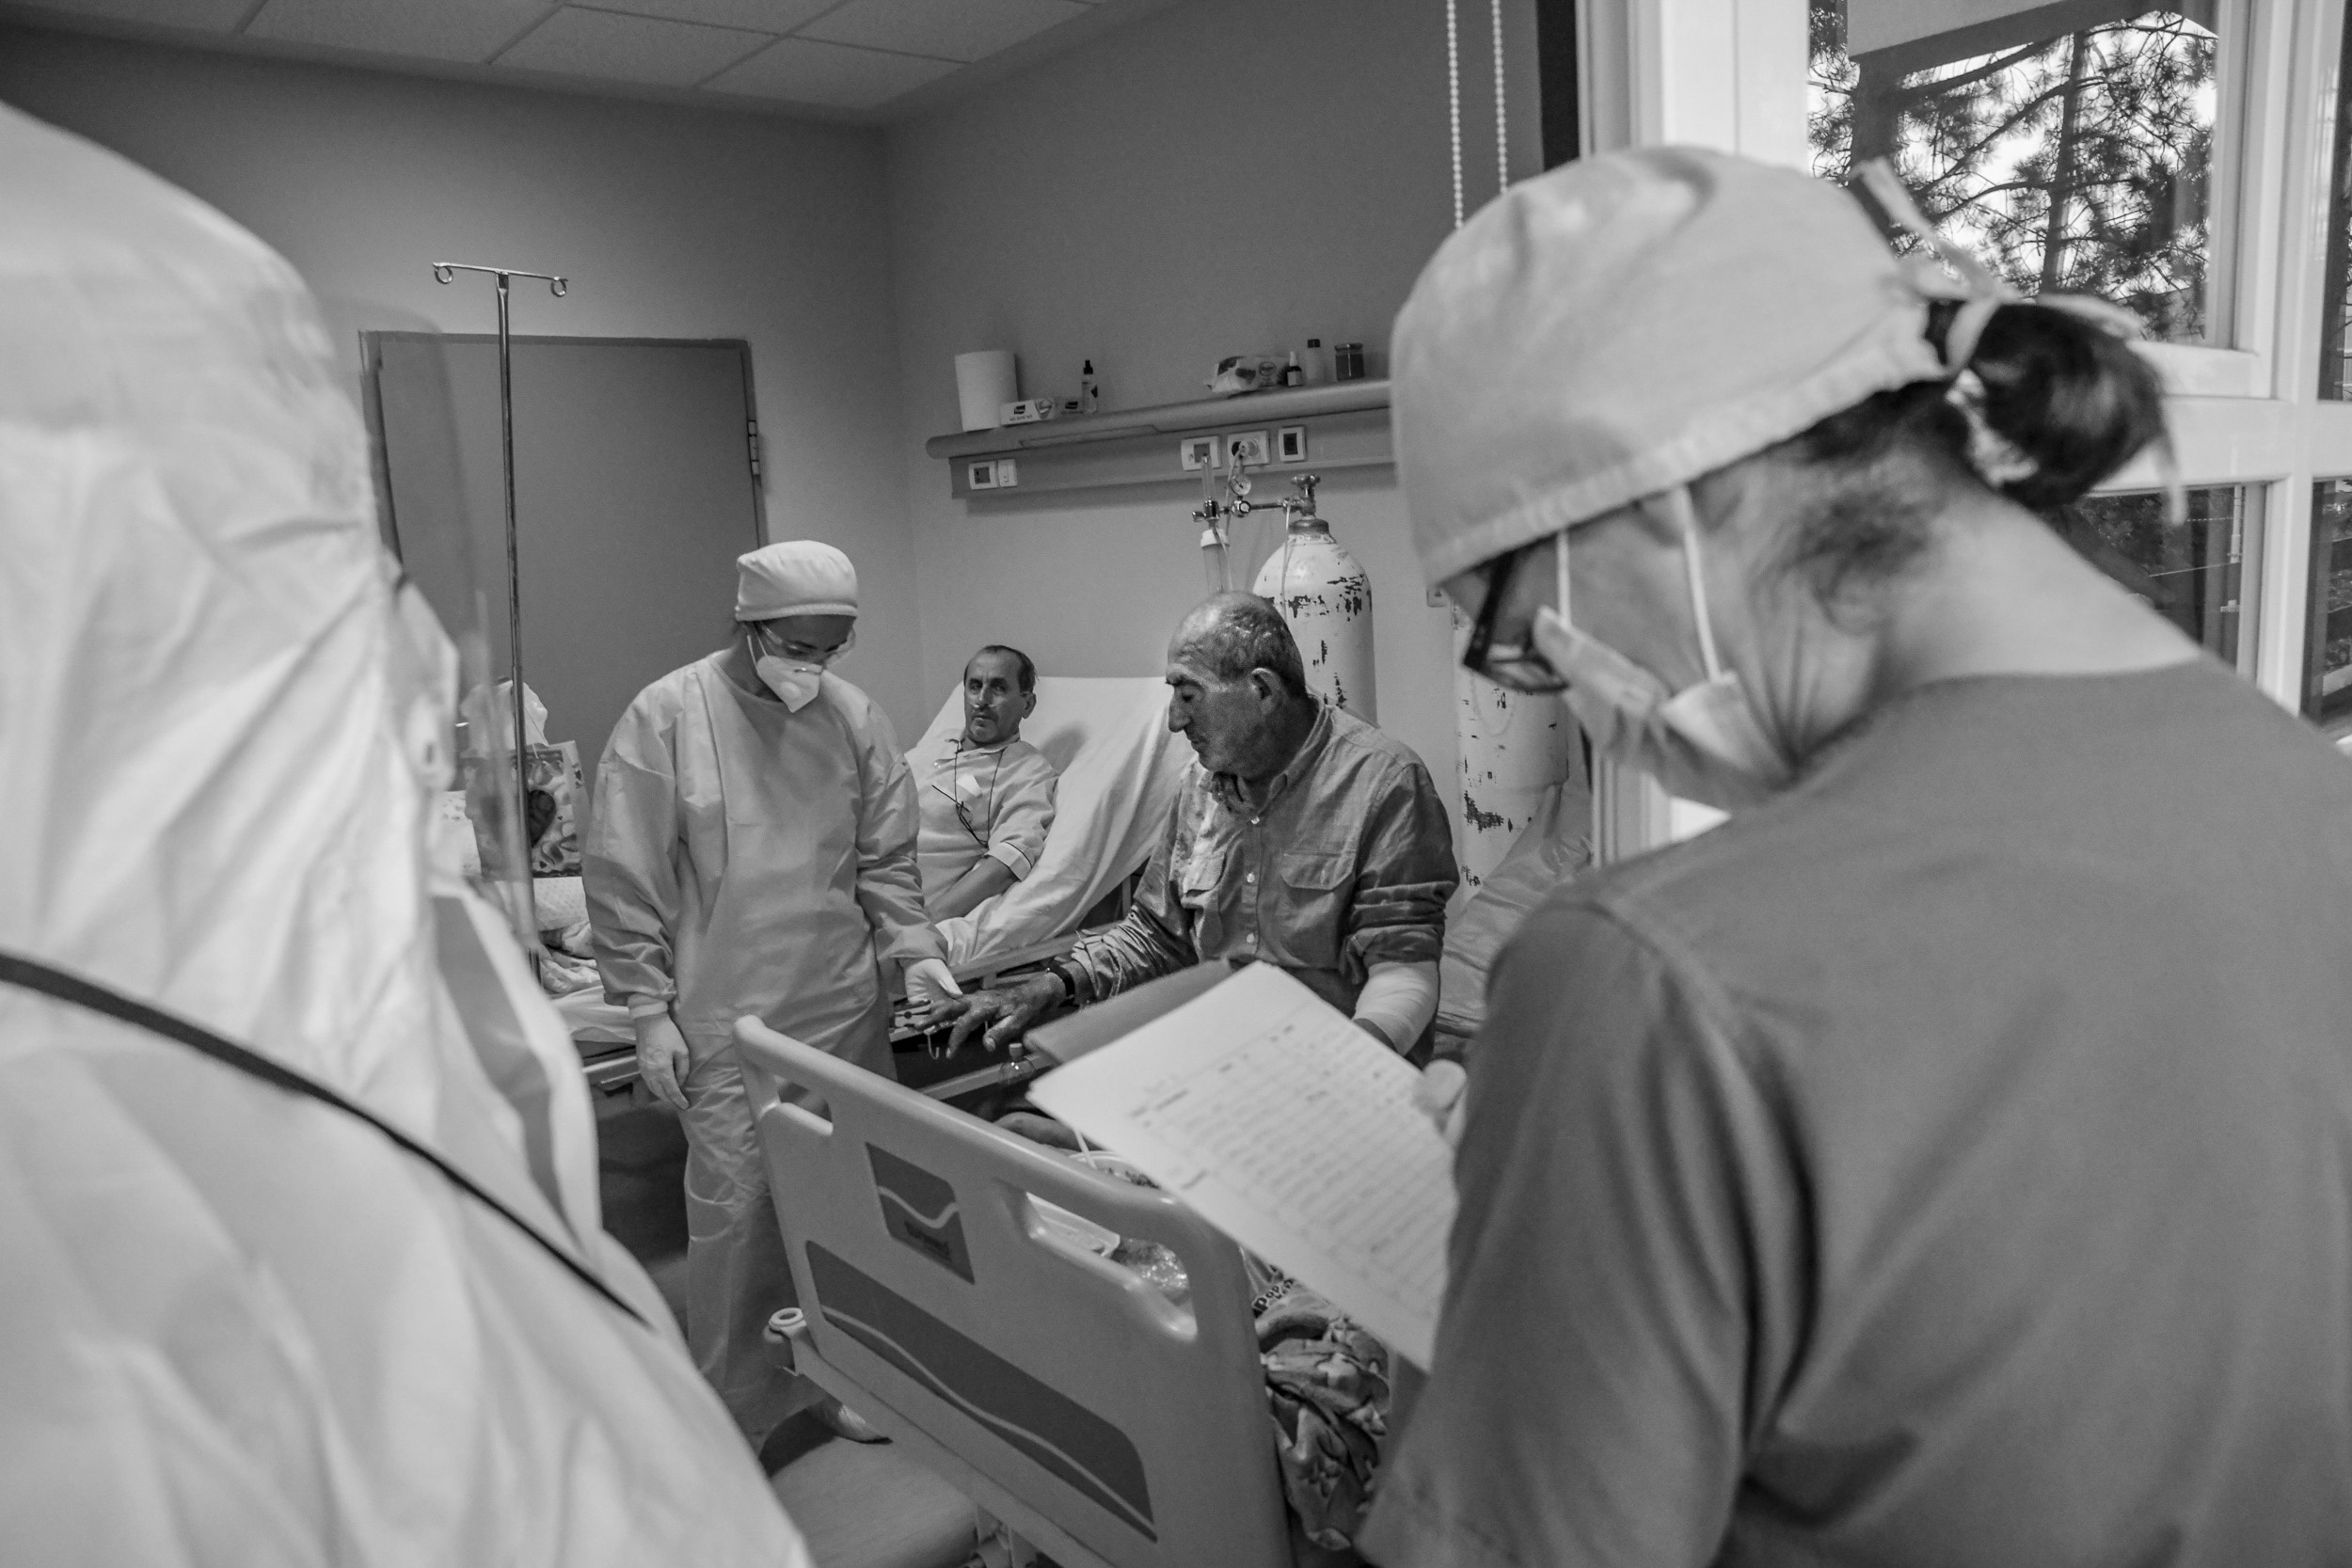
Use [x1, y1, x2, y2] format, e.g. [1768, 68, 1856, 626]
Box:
[1966, 303, 2167, 509]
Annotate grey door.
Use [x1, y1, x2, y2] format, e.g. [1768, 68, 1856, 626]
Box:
[369, 333, 764, 772]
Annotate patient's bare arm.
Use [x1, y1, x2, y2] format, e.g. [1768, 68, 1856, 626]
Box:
[937, 972, 1064, 1053]
[932, 856, 1016, 921]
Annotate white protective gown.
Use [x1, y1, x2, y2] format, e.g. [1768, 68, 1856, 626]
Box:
[0, 105, 808, 1567]
[588, 651, 943, 1440]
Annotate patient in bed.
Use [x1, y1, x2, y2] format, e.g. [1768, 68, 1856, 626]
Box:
[918, 645, 1061, 920]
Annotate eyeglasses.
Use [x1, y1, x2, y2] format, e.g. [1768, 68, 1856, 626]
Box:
[753, 624, 853, 663]
[929, 741, 1002, 848]
[1459, 545, 1569, 694]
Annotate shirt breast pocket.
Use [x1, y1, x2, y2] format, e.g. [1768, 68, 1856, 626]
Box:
[1275, 849, 1355, 968]
[1177, 844, 1228, 911]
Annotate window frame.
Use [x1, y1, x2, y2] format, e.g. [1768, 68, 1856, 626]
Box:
[1582, 0, 2352, 856]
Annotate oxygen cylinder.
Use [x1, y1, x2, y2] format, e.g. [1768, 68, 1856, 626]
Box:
[1452, 605, 1575, 890]
[1252, 474, 1376, 722]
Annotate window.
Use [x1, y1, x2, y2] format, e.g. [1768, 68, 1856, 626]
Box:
[2318, 5, 2352, 395]
[2303, 480, 2352, 728]
[2057, 484, 2253, 667]
[1808, 0, 2222, 341]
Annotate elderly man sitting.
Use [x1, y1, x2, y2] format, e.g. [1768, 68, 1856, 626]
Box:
[943, 594, 1456, 1053]
[919, 644, 1061, 921]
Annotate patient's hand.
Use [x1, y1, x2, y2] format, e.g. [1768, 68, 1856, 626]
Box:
[941, 973, 1065, 1053]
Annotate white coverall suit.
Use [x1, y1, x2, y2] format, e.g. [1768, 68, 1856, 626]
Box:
[0, 103, 808, 1565]
[588, 652, 943, 1440]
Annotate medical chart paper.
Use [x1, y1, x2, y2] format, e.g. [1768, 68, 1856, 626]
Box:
[1028, 962, 1455, 1368]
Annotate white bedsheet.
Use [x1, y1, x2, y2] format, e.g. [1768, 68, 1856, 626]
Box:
[914, 676, 1188, 969]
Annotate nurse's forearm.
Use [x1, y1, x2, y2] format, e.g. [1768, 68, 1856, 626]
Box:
[933, 858, 1015, 920]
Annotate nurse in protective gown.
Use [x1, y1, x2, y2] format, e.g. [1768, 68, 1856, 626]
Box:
[0, 104, 807, 1565]
[588, 541, 953, 1443]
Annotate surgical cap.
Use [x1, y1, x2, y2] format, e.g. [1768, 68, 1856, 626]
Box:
[736, 540, 859, 621]
[1394, 146, 1952, 587]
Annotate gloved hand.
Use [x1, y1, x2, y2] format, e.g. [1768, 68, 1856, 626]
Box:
[632, 1009, 691, 1112]
[904, 958, 963, 1010]
[1412, 1058, 1468, 1148]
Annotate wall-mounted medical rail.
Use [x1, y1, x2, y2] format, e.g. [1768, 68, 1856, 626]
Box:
[926, 379, 1391, 500]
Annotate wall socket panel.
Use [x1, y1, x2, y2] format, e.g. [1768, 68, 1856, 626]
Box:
[1277, 425, 1308, 463]
[1179, 432, 1271, 469]
[964, 458, 1019, 490]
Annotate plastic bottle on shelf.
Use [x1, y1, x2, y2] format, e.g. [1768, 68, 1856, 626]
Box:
[1281, 350, 1304, 388]
[1301, 338, 1327, 385]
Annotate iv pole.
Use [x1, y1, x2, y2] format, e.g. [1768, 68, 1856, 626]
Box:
[432, 261, 566, 933]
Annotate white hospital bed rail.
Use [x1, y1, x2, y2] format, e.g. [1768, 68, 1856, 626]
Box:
[737, 1014, 1296, 1568]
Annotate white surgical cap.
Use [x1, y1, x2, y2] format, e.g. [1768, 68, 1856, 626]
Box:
[1394, 146, 1953, 586]
[737, 539, 858, 621]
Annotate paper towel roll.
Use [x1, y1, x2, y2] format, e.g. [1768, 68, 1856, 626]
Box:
[955, 350, 1018, 433]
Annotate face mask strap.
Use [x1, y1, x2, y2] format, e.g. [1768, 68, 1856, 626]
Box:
[1661, 487, 1727, 681]
[1554, 525, 1572, 626]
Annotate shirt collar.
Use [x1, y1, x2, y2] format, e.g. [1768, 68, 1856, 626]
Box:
[1208, 703, 1332, 815]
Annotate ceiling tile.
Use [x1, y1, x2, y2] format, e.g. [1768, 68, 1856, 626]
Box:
[12, 0, 255, 28]
[799, 0, 1086, 64]
[704, 35, 956, 107]
[495, 6, 771, 86]
[589, 0, 835, 29]
[246, 0, 555, 63]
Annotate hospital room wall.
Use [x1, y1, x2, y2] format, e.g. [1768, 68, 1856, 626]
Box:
[885, 0, 1541, 841]
[0, 26, 930, 737]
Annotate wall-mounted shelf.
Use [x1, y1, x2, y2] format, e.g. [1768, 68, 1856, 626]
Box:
[926, 379, 1391, 500]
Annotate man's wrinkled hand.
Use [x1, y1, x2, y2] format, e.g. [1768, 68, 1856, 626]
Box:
[946, 973, 1066, 1054]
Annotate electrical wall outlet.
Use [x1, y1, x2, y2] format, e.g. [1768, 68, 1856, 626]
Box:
[966, 459, 997, 490]
[1179, 436, 1218, 470]
[994, 458, 1018, 487]
[1227, 430, 1271, 467]
[1277, 425, 1308, 464]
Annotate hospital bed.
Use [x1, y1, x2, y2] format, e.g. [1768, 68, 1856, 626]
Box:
[562, 675, 1188, 1100]
[736, 1003, 1316, 1568]
[907, 674, 1187, 971]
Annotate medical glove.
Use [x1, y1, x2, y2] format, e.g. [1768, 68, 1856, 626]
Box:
[1414, 1059, 1469, 1148]
[632, 1008, 691, 1112]
[903, 958, 963, 1008]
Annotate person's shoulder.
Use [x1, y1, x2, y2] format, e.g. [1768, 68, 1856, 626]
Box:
[815, 671, 884, 725]
[1002, 737, 1061, 782]
[617, 657, 715, 725]
[1323, 705, 1436, 782]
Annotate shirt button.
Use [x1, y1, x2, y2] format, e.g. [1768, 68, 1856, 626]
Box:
[1250, 817, 1261, 826]
[1246, 931, 1258, 944]
[1245, 872, 1256, 884]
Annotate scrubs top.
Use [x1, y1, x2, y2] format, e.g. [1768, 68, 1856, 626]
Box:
[916, 735, 1059, 905]
[1366, 661, 2352, 1566]
[1068, 705, 1456, 1015]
